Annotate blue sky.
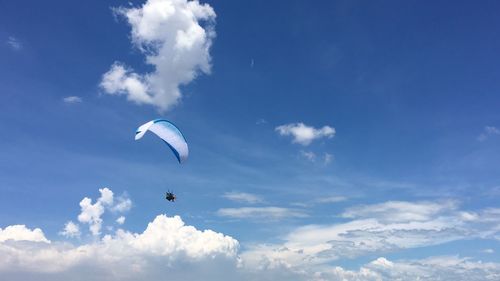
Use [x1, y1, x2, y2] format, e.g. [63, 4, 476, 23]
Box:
[1, 0, 500, 280]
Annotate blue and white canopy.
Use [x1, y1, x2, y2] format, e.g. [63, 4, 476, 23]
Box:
[135, 119, 189, 164]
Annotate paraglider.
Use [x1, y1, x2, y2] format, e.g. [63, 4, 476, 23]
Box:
[135, 119, 189, 163]
[135, 119, 187, 202]
[166, 191, 176, 202]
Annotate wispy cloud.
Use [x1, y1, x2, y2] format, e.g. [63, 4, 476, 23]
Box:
[300, 150, 316, 162]
[6, 36, 22, 50]
[341, 200, 457, 223]
[276, 123, 335, 146]
[242, 200, 500, 269]
[222, 192, 264, 204]
[291, 195, 347, 208]
[478, 126, 500, 141]
[323, 152, 333, 164]
[315, 196, 347, 204]
[256, 118, 267, 125]
[310, 256, 500, 281]
[217, 207, 307, 220]
[111, 196, 132, 212]
[100, 0, 216, 111]
[62, 96, 83, 104]
[300, 151, 333, 165]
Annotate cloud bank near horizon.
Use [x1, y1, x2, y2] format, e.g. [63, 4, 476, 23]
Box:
[2, 188, 500, 280]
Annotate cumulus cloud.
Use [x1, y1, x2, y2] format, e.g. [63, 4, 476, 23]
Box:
[0, 215, 239, 280]
[77, 188, 112, 236]
[4, 192, 500, 280]
[116, 216, 126, 225]
[77, 188, 131, 236]
[0, 188, 242, 280]
[276, 123, 335, 146]
[59, 221, 80, 238]
[63, 96, 83, 104]
[0, 225, 49, 243]
[6, 36, 22, 50]
[100, 0, 216, 111]
[223, 192, 263, 204]
[217, 207, 307, 220]
[2, 226, 499, 281]
[478, 126, 500, 141]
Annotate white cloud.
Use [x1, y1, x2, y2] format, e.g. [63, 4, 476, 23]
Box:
[77, 197, 104, 236]
[315, 196, 346, 204]
[62, 96, 83, 104]
[128, 215, 238, 258]
[100, 63, 150, 104]
[59, 221, 80, 238]
[99, 187, 114, 205]
[0, 225, 49, 243]
[77, 187, 130, 236]
[4, 193, 500, 280]
[111, 195, 132, 213]
[0, 215, 239, 279]
[3, 226, 499, 281]
[6, 36, 22, 50]
[217, 207, 307, 220]
[223, 192, 263, 204]
[341, 200, 457, 223]
[0, 188, 242, 280]
[276, 123, 335, 146]
[100, 0, 216, 111]
[291, 196, 347, 208]
[116, 216, 126, 225]
[239, 253, 500, 281]
[478, 126, 500, 141]
[242, 200, 500, 269]
[482, 248, 495, 254]
[312, 256, 500, 281]
[77, 188, 111, 236]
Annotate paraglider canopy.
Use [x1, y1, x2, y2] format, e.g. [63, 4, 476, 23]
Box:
[135, 119, 189, 163]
